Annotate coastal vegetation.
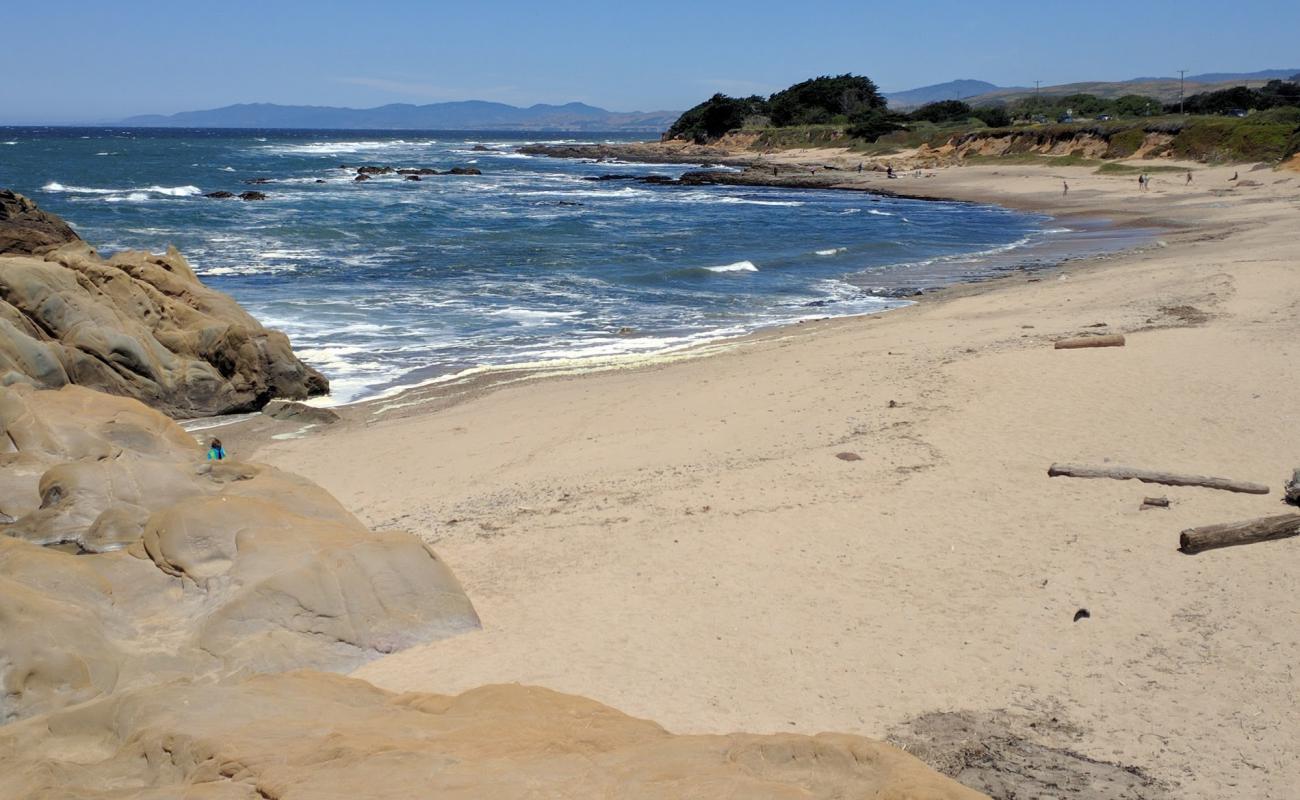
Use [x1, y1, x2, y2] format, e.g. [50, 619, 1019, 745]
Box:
[666, 74, 1300, 165]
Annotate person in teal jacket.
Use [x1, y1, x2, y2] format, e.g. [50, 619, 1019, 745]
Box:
[207, 438, 226, 461]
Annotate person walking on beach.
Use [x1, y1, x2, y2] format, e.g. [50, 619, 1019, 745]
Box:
[1062, 180, 1069, 196]
[1137, 174, 1144, 192]
[1186, 171, 1193, 185]
[207, 438, 226, 461]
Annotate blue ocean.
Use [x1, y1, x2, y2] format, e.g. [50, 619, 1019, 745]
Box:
[1, 128, 1110, 402]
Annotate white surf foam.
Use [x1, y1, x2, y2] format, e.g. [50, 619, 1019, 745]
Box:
[705, 260, 758, 273]
[815, 247, 847, 256]
[265, 139, 438, 155]
[43, 182, 200, 197]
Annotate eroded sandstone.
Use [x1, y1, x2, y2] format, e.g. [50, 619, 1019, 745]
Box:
[0, 384, 478, 723]
[0, 191, 327, 416]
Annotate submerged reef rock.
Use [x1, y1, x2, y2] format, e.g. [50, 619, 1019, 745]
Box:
[0, 673, 986, 799]
[0, 384, 479, 724]
[0, 191, 326, 416]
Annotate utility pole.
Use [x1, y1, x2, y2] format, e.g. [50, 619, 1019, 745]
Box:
[1179, 69, 1187, 115]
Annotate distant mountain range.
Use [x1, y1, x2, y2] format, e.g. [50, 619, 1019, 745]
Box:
[886, 69, 1300, 109]
[119, 101, 680, 132]
[884, 80, 1001, 109]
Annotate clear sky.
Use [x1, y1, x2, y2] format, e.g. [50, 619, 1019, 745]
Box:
[4, 0, 1297, 122]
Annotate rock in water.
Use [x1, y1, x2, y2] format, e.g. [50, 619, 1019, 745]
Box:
[0, 191, 327, 416]
[238, 190, 267, 200]
[0, 188, 81, 256]
[0, 673, 987, 799]
[0, 384, 479, 722]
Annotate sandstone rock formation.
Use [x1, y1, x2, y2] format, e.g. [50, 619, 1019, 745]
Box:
[0, 384, 478, 723]
[0, 192, 327, 416]
[0, 672, 987, 800]
[0, 188, 81, 256]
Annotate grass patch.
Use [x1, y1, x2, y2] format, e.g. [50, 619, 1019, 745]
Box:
[962, 152, 1103, 168]
[1095, 163, 1189, 174]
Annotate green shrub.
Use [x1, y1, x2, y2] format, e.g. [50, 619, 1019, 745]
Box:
[910, 100, 972, 123]
[972, 106, 1011, 127]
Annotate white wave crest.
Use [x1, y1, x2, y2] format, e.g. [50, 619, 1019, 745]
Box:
[43, 181, 200, 197]
[264, 139, 438, 155]
[815, 247, 847, 256]
[706, 260, 758, 273]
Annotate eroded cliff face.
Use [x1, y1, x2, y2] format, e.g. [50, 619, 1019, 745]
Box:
[0, 384, 479, 724]
[0, 191, 327, 416]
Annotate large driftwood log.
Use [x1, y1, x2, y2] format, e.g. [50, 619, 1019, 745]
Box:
[1179, 514, 1300, 554]
[1054, 334, 1126, 350]
[1047, 463, 1270, 495]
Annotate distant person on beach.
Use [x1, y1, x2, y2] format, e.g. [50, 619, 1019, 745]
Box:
[857, 162, 863, 173]
[1186, 172, 1193, 185]
[207, 438, 226, 461]
[772, 166, 778, 177]
[1062, 180, 1069, 196]
[1230, 171, 1238, 181]
[886, 165, 896, 179]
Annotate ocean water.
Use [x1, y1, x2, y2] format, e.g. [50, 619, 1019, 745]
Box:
[3, 127, 1097, 403]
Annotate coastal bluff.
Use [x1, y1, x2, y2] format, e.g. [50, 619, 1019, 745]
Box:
[0, 189, 326, 417]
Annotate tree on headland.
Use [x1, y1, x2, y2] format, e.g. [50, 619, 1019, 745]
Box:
[664, 74, 892, 143]
[664, 94, 769, 143]
[767, 74, 887, 127]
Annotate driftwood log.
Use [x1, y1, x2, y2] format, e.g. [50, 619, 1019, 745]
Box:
[1179, 514, 1300, 554]
[1141, 496, 1170, 508]
[1054, 334, 1126, 350]
[1047, 463, 1269, 495]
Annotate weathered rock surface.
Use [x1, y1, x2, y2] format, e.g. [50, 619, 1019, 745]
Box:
[237, 190, 266, 201]
[0, 192, 327, 416]
[0, 672, 987, 800]
[204, 190, 235, 198]
[263, 398, 341, 424]
[0, 188, 81, 256]
[0, 384, 478, 723]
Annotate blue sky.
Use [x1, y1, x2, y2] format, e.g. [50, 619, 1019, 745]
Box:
[4, 0, 1297, 122]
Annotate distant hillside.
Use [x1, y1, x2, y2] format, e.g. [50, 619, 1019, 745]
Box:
[119, 101, 680, 132]
[885, 80, 1004, 109]
[966, 71, 1300, 107]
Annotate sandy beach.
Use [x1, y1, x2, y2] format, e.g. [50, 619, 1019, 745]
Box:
[250, 156, 1300, 798]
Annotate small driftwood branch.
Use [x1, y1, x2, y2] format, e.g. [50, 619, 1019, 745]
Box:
[1054, 334, 1126, 350]
[1047, 463, 1269, 495]
[1141, 496, 1170, 508]
[1179, 514, 1300, 554]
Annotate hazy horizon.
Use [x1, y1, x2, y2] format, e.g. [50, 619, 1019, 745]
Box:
[4, 0, 1298, 123]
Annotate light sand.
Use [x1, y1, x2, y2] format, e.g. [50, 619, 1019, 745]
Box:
[257, 159, 1300, 798]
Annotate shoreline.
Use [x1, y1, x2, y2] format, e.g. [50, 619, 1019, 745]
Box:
[246, 153, 1300, 798]
[213, 166, 1169, 451]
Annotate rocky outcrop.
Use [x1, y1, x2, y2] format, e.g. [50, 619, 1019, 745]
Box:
[0, 189, 81, 256]
[0, 192, 327, 416]
[238, 190, 267, 200]
[0, 673, 987, 799]
[0, 384, 479, 723]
